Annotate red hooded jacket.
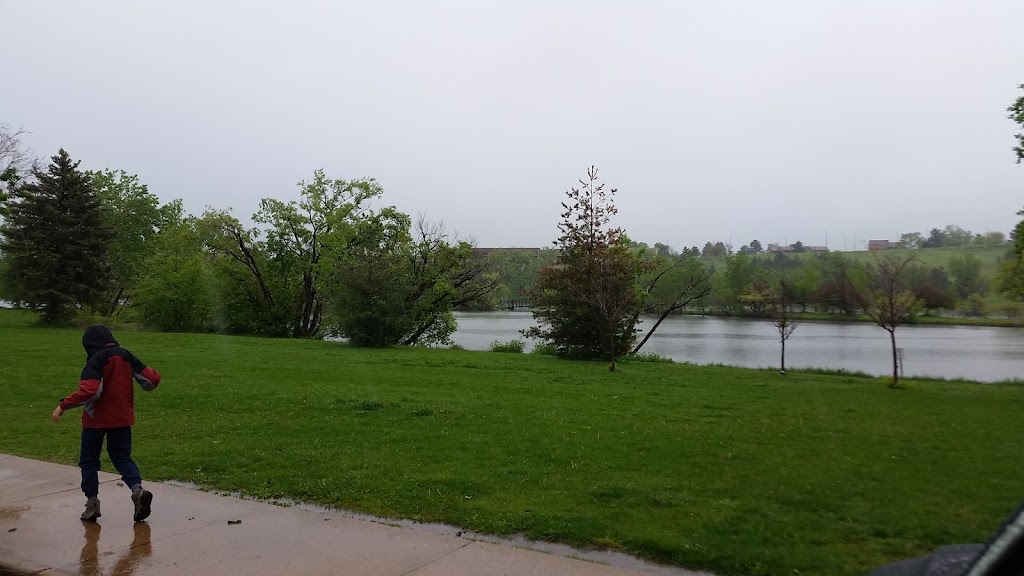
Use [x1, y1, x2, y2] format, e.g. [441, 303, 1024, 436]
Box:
[59, 325, 161, 429]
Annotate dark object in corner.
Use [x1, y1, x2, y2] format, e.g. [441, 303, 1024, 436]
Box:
[868, 503, 1024, 576]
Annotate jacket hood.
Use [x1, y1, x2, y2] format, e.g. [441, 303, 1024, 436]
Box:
[83, 325, 118, 359]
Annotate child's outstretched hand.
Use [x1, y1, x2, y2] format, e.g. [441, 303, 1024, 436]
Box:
[51, 406, 63, 422]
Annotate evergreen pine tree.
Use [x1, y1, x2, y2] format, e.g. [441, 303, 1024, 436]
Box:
[526, 167, 646, 369]
[1, 149, 111, 324]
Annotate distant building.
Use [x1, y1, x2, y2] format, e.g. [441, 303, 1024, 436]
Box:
[767, 243, 827, 254]
[472, 247, 542, 259]
[868, 240, 904, 251]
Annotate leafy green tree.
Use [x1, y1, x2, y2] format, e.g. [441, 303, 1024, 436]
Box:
[132, 219, 213, 332]
[398, 218, 499, 345]
[899, 232, 924, 249]
[0, 150, 110, 324]
[485, 249, 554, 305]
[1009, 83, 1024, 163]
[789, 241, 806, 253]
[700, 241, 729, 257]
[198, 170, 385, 337]
[947, 252, 988, 298]
[922, 225, 973, 248]
[321, 213, 499, 347]
[983, 231, 1007, 246]
[197, 209, 287, 335]
[321, 208, 415, 346]
[957, 293, 988, 317]
[0, 254, 11, 304]
[923, 228, 947, 248]
[653, 242, 674, 257]
[738, 285, 770, 316]
[997, 208, 1024, 300]
[527, 167, 646, 369]
[749, 239, 763, 254]
[90, 169, 181, 315]
[906, 265, 954, 313]
[711, 252, 761, 314]
[850, 254, 918, 386]
[942, 225, 973, 247]
[812, 253, 861, 315]
[255, 170, 383, 337]
[790, 260, 822, 313]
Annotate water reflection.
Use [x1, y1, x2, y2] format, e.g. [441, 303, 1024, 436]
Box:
[451, 311, 1024, 382]
[79, 521, 152, 576]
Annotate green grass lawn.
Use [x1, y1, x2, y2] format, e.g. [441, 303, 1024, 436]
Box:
[2, 309, 1021, 576]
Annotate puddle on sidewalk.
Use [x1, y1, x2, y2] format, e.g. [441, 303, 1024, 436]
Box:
[0, 506, 28, 520]
[77, 521, 153, 576]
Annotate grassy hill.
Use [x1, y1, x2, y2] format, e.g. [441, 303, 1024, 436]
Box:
[838, 246, 1007, 279]
[703, 246, 1008, 279]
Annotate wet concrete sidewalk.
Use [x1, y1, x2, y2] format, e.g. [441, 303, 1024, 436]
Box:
[0, 454, 708, 576]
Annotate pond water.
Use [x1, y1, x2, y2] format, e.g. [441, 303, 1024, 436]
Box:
[451, 311, 1024, 382]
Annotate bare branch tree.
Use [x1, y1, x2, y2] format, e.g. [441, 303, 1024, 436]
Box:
[849, 253, 919, 385]
[766, 276, 799, 374]
[0, 124, 38, 178]
[1, 125, 39, 214]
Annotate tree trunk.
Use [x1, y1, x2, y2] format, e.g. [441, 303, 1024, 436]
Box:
[889, 329, 898, 384]
[780, 335, 786, 372]
[608, 330, 617, 372]
[224, 227, 275, 308]
[106, 287, 124, 317]
[297, 271, 316, 337]
[116, 294, 130, 317]
[631, 309, 672, 354]
[403, 313, 439, 346]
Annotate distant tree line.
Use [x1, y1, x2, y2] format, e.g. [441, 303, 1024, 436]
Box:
[652, 227, 1010, 260]
[899, 226, 1008, 249]
[487, 239, 1020, 321]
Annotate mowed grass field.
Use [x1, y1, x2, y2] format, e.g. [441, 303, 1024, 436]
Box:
[1, 309, 1021, 576]
[842, 246, 1007, 278]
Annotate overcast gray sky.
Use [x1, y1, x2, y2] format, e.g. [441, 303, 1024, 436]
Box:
[2, 1, 1022, 250]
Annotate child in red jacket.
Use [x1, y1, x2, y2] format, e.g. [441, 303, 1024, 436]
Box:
[52, 325, 162, 522]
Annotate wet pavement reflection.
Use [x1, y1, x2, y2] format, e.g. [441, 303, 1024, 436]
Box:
[78, 521, 152, 576]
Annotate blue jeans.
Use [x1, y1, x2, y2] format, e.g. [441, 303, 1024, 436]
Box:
[79, 427, 141, 498]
